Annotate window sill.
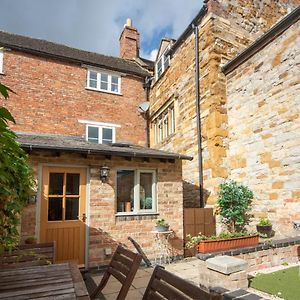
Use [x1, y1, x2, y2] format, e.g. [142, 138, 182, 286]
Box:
[85, 86, 122, 96]
[116, 212, 158, 217]
[115, 212, 159, 222]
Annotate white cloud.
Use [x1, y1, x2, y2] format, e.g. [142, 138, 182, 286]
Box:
[142, 49, 158, 61]
[0, 0, 203, 59]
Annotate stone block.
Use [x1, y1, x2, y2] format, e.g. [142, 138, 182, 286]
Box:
[206, 255, 247, 275]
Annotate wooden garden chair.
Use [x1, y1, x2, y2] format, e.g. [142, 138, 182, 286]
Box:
[87, 245, 142, 300]
[142, 265, 223, 300]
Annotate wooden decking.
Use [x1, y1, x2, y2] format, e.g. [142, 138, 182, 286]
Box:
[0, 262, 89, 299]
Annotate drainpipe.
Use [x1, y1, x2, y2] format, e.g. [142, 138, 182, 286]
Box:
[143, 76, 153, 147]
[192, 23, 204, 208]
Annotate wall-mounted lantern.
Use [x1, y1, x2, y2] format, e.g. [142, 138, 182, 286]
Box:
[100, 166, 110, 182]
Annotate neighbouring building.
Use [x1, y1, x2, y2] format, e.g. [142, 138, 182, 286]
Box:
[0, 19, 190, 267]
[222, 8, 300, 236]
[149, 0, 299, 236]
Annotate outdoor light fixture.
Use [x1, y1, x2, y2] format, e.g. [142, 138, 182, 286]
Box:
[100, 166, 110, 182]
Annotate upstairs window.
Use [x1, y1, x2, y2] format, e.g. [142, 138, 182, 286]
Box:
[87, 125, 114, 145]
[155, 45, 170, 79]
[153, 104, 175, 144]
[0, 50, 3, 74]
[79, 120, 120, 145]
[87, 69, 121, 94]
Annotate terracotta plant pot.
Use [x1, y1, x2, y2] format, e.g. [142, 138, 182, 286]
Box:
[197, 235, 259, 253]
[256, 225, 273, 237]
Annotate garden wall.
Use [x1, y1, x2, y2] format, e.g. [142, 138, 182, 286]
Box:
[197, 236, 300, 272]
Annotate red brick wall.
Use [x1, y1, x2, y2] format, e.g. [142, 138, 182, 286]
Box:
[0, 50, 147, 146]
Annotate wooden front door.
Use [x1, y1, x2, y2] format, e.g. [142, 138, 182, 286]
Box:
[40, 167, 86, 264]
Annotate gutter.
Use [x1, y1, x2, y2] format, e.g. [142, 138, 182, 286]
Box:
[21, 143, 193, 161]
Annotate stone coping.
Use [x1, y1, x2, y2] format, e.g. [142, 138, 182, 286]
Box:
[197, 236, 300, 261]
[210, 287, 264, 300]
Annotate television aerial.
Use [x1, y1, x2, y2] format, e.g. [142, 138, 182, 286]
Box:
[138, 101, 150, 113]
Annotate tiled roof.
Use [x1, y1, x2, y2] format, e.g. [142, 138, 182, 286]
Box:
[17, 132, 193, 161]
[0, 30, 150, 77]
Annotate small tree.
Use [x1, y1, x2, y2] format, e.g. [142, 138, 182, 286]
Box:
[0, 82, 34, 252]
[217, 180, 253, 233]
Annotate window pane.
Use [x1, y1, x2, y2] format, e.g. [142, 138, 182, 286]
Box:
[49, 173, 64, 195]
[111, 76, 118, 84]
[88, 126, 99, 143]
[101, 81, 108, 90]
[140, 173, 153, 210]
[117, 170, 134, 213]
[48, 197, 62, 221]
[103, 128, 112, 141]
[89, 79, 97, 89]
[89, 71, 97, 80]
[66, 173, 80, 195]
[101, 73, 108, 82]
[89, 71, 98, 89]
[164, 55, 170, 70]
[66, 197, 79, 220]
[111, 83, 119, 93]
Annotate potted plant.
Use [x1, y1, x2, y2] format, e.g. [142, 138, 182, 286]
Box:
[24, 236, 37, 245]
[155, 218, 170, 232]
[256, 217, 273, 238]
[186, 180, 259, 253]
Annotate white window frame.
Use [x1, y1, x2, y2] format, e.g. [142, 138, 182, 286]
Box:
[116, 169, 157, 215]
[155, 45, 171, 80]
[0, 50, 3, 74]
[79, 120, 120, 144]
[86, 69, 121, 94]
[86, 125, 115, 144]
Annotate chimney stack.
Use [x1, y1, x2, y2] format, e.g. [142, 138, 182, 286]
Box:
[119, 18, 140, 60]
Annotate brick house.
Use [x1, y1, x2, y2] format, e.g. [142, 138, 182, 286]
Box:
[149, 0, 299, 236]
[0, 20, 190, 267]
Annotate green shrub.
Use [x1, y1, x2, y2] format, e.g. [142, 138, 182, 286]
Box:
[0, 82, 34, 252]
[217, 180, 253, 232]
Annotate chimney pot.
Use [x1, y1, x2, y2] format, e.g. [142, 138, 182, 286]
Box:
[119, 18, 140, 60]
[126, 18, 132, 27]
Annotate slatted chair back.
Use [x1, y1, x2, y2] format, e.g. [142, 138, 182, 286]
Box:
[0, 242, 56, 269]
[142, 265, 223, 300]
[90, 245, 142, 300]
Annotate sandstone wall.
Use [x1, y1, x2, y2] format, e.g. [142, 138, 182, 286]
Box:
[149, 0, 297, 208]
[225, 21, 300, 236]
[21, 152, 184, 267]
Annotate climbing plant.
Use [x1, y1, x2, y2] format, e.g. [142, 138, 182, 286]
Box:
[0, 81, 34, 252]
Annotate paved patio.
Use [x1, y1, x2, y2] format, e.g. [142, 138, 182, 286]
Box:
[90, 258, 200, 299]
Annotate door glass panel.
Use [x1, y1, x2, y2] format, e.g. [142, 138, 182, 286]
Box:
[140, 173, 153, 209]
[49, 173, 64, 195]
[66, 173, 80, 195]
[66, 197, 79, 220]
[48, 197, 63, 221]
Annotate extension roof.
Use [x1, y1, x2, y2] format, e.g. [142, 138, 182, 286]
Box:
[0, 30, 150, 77]
[17, 132, 193, 161]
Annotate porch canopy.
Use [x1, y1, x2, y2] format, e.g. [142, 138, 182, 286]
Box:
[17, 132, 193, 161]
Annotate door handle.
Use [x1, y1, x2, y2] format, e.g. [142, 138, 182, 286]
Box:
[78, 213, 87, 222]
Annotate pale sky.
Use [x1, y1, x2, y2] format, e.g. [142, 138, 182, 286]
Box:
[0, 0, 203, 60]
